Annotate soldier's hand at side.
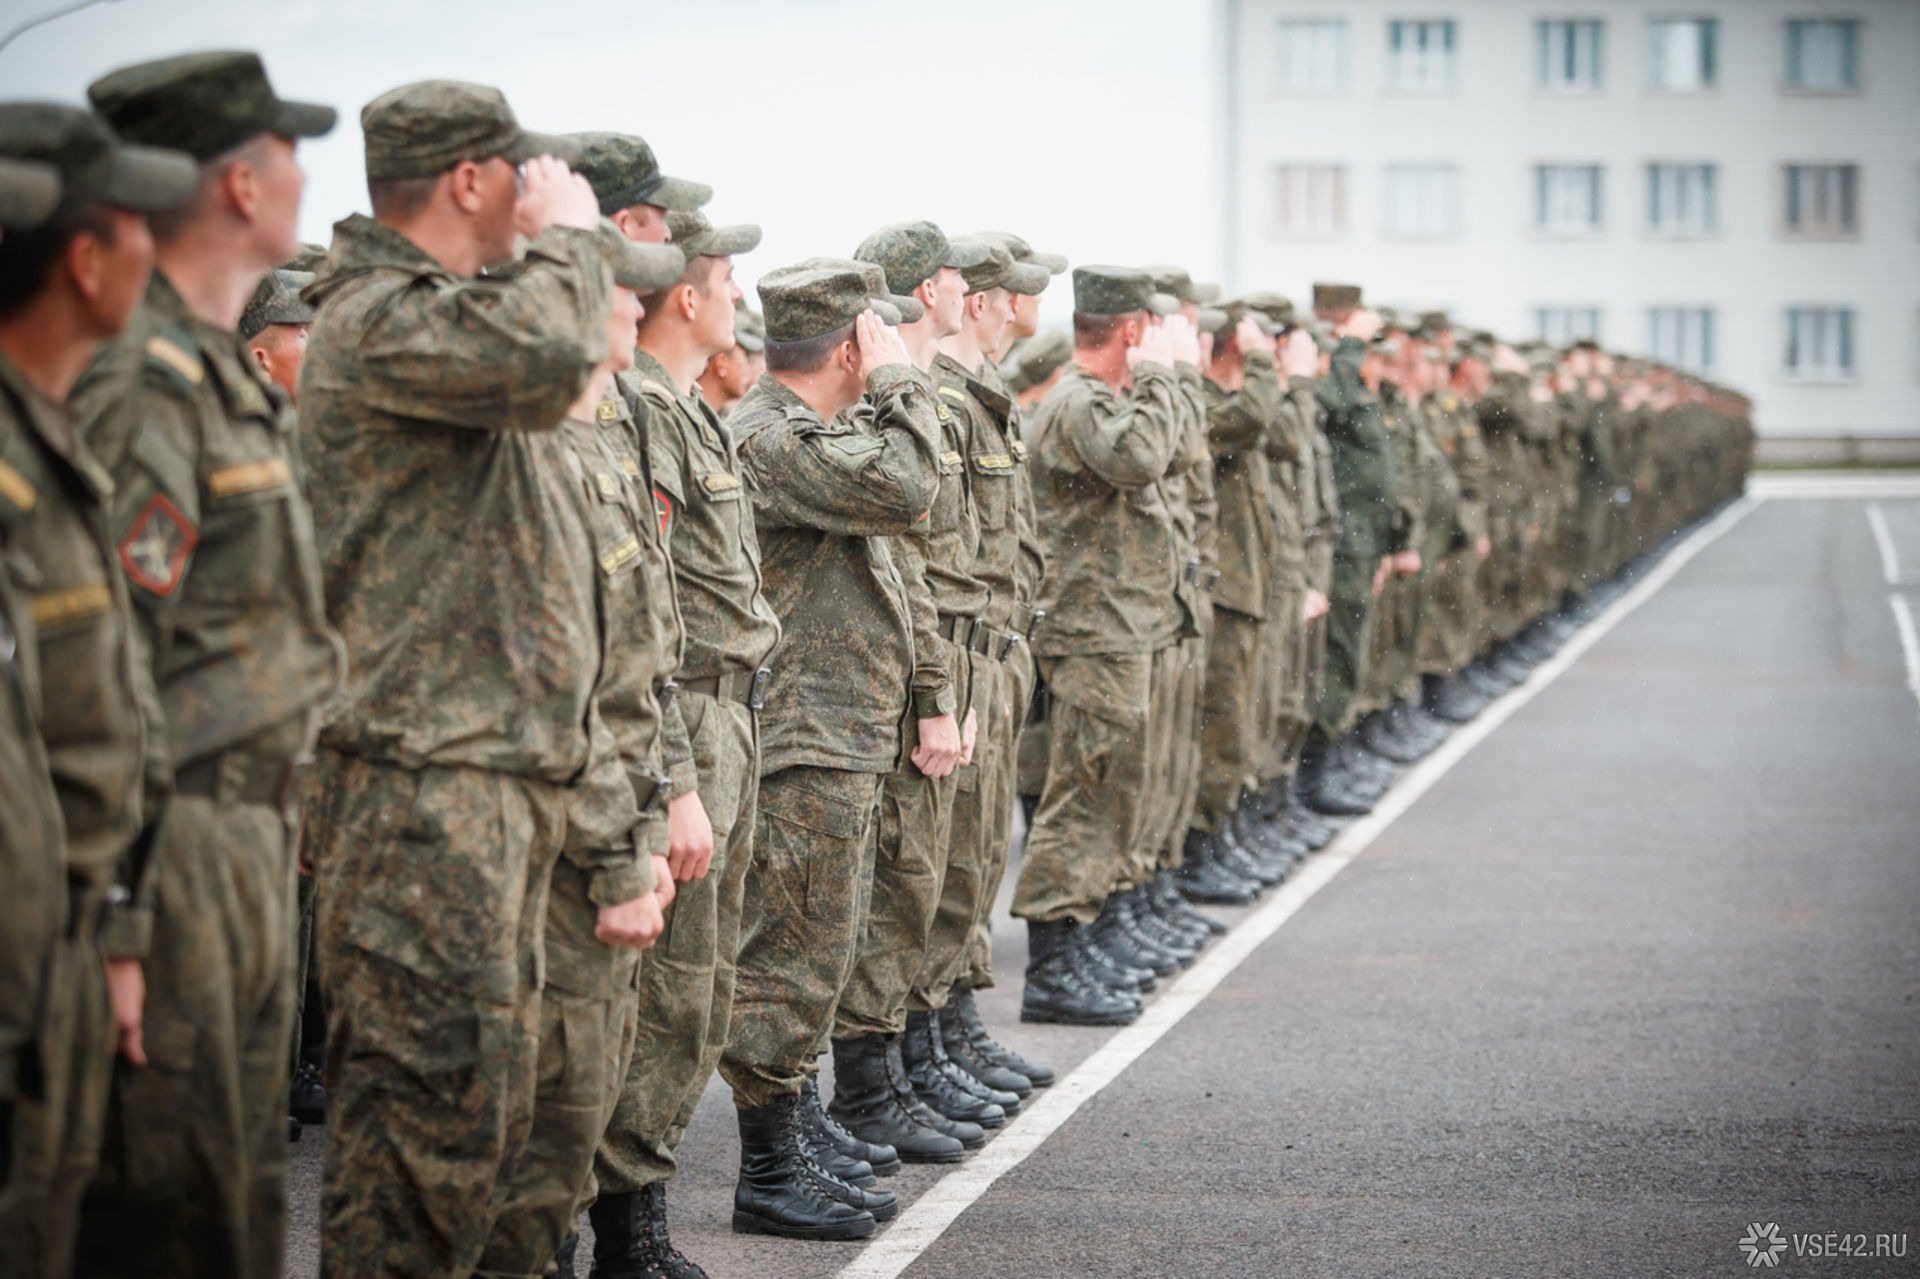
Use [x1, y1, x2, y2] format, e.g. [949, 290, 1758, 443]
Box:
[1394, 550, 1422, 576]
[958, 707, 978, 768]
[666, 791, 714, 882]
[1128, 319, 1173, 370]
[1372, 556, 1391, 596]
[1163, 314, 1201, 366]
[1303, 589, 1330, 623]
[104, 957, 145, 1067]
[1475, 535, 1492, 562]
[912, 712, 962, 779]
[595, 891, 665, 950]
[650, 854, 675, 910]
[514, 156, 600, 237]
[856, 310, 910, 376]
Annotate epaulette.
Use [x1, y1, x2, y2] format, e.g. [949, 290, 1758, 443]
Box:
[142, 329, 204, 392]
[637, 378, 676, 403]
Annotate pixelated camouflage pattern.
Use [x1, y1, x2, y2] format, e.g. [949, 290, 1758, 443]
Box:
[87, 51, 335, 161]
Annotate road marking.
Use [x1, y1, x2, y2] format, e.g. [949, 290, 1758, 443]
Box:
[1749, 473, 1920, 501]
[1889, 594, 1920, 717]
[835, 495, 1762, 1279]
[1864, 503, 1903, 586]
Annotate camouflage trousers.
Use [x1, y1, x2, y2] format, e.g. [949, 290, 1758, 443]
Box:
[1314, 552, 1382, 741]
[917, 648, 1008, 1009]
[834, 645, 966, 1039]
[1012, 650, 1153, 926]
[1256, 579, 1310, 783]
[720, 765, 882, 1109]
[76, 789, 295, 1279]
[967, 637, 1037, 991]
[478, 860, 643, 1278]
[598, 692, 759, 1192]
[1418, 549, 1485, 677]
[0, 900, 113, 1279]
[1150, 615, 1211, 876]
[310, 752, 565, 1279]
[1194, 604, 1261, 833]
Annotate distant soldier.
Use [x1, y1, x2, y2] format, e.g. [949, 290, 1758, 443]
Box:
[236, 266, 313, 400]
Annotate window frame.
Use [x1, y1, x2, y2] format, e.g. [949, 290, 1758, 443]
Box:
[1534, 306, 1605, 345]
[1274, 17, 1351, 95]
[1532, 162, 1608, 238]
[1382, 162, 1461, 240]
[1536, 18, 1607, 94]
[1646, 16, 1717, 93]
[1783, 305, 1857, 383]
[1269, 162, 1350, 240]
[1644, 161, 1719, 238]
[1784, 17, 1863, 95]
[1645, 305, 1716, 374]
[1386, 18, 1459, 94]
[1779, 162, 1862, 240]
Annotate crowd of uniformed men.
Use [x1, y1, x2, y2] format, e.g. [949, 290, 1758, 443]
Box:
[0, 50, 1753, 1279]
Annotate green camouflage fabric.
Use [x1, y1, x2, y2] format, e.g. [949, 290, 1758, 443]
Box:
[568, 131, 711, 215]
[1194, 603, 1264, 831]
[0, 101, 192, 224]
[720, 765, 882, 1106]
[852, 220, 988, 295]
[1141, 632, 1206, 876]
[88, 51, 335, 161]
[1417, 390, 1484, 677]
[1263, 376, 1335, 775]
[1071, 264, 1159, 316]
[360, 80, 574, 181]
[757, 260, 911, 342]
[916, 646, 1006, 1003]
[731, 367, 944, 775]
[0, 155, 60, 228]
[237, 268, 315, 342]
[999, 330, 1072, 394]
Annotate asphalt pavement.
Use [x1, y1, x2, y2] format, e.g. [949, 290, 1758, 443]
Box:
[286, 488, 1920, 1279]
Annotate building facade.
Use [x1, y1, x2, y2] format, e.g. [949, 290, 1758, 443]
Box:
[1213, 0, 1920, 440]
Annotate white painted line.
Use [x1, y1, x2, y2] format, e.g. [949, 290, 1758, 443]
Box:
[1865, 503, 1902, 586]
[835, 495, 1762, 1279]
[1749, 473, 1920, 501]
[1889, 594, 1920, 717]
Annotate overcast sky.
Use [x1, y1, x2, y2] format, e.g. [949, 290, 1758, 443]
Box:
[1, 0, 1216, 322]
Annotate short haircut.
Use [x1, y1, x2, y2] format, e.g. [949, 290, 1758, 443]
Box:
[633, 256, 730, 340]
[367, 172, 440, 223]
[1072, 310, 1137, 348]
[0, 204, 118, 318]
[764, 320, 854, 374]
[148, 135, 275, 243]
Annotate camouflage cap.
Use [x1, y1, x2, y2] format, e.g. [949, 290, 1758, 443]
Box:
[793, 256, 921, 325]
[1375, 306, 1407, 333]
[1312, 282, 1362, 313]
[953, 237, 1051, 296]
[282, 241, 329, 274]
[0, 155, 61, 230]
[758, 257, 913, 341]
[733, 298, 765, 354]
[89, 51, 334, 161]
[0, 102, 196, 219]
[1142, 264, 1197, 305]
[238, 268, 315, 341]
[664, 209, 760, 260]
[1417, 309, 1452, 337]
[1237, 290, 1295, 328]
[1073, 265, 1175, 317]
[1000, 328, 1072, 392]
[361, 80, 575, 182]
[1192, 281, 1222, 304]
[596, 221, 687, 292]
[567, 131, 710, 215]
[1195, 305, 1232, 337]
[852, 220, 990, 297]
[1309, 319, 1337, 353]
[969, 230, 1068, 276]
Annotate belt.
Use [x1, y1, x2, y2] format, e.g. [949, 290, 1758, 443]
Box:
[1008, 602, 1046, 643]
[677, 666, 772, 711]
[175, 750, 313, 823]
[937, 612, 996, 656]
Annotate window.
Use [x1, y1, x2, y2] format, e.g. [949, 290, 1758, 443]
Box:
[1785, 307, 1854, 379]
[1538, 19, 1604, 91]
[1647, 307, 1715, 373]
[1786, 19, 1859, 91]
[1384, 164, 1458, 237]
[1648, 18, 1716, 90]
[1783, 164, 1859, 236]
[1272, 164, 1347, 237]
[1535, 164, 1605, 233]
[1388, 20, 1456, 91]
[1647, 163, 1717, 234]
[1276, 19, 1348, 92]
[1535, 307, 1603, 344]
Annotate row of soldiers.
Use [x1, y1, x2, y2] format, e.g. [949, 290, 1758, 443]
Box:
[0, 49, 1751, 1279]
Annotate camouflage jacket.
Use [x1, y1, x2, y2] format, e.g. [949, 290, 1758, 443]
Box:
[1426, 391, 1489, 547]
[733, 367, 942, 776]
[1158, 363, 1212, 641]
[935, 354, 1042, 646]
[0, 567, 65, 1083]
[1202, 352, 1280, 620]
[1317, 338, 1402, 559]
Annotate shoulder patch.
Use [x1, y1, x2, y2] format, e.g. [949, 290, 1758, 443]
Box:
[118, 493, 197, 595]
[939, 450, 964, 471]
[972, 452, 1014, 471]
[598, 535, 642, 575]
[597, 400, 620, 422]
[0, 458, 37, 514]
[701, 471, 741, 494]
[595, 470, 621, 499]
[619, 455, 641, 477]
[652, 489, 673, 538]
[638, 378, 675, 402]
[143, 334, 204, 387]
[1008, 439, 1030, 463]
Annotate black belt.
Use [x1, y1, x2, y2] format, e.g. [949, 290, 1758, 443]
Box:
[175, 750, 313, 822]
[938, 612, 996, 655]
[677, 666, 771, 710]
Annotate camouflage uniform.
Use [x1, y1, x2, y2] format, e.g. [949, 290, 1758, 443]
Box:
[1418, 388, 1488, 679]
[1260, 369, 1324, 781]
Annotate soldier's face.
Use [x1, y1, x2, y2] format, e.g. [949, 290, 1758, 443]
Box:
[693, 257, 739, 356]
[927, 267, 966, 338]
[249, 323, 308, 400]
[607, 286, 643, 372]
[1010, 290, 1042, 339]
[252, 136, 306, 263]
[973, 287, 1016, 354]
[76, 207, 156, 338]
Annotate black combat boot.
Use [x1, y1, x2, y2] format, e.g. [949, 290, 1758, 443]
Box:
[1176, 829, 1259, 904]
[731, 1098, 876, 1240]
[588, 1182, 709, 1278]
[1461, 656, 1513, 697]
[920, 1008, 1020, 1115]
[1299, 742, 1373, 816]
[793, 1112, 897, 1222]
[802, 1075, 899, 1177]
[1021, 919, 1140, 1026]
[937, 999, 1032, 1097]
[826, 1035, 964, 1165]
[882, 1031, 986, 1149]
[1145, 870, 1215, 945]
[1274, 774, 1337, 848]
[289, 1059, 326, 1126]
[1340, 733, 1393, 796]
[1119, 885, 1201, 962]
[1360, 708, 1423, 763]
[795, 1078, 877, 1187]
[901, 1011, 1005, 1127]
[1090, 893, 1179, 977]
[949, 986, 1055, 1087]
[1070, 922, 1155, 994]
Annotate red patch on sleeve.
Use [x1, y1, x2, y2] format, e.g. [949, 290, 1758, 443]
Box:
[117, 494, 197, 596]
[653, 489, 672, 539]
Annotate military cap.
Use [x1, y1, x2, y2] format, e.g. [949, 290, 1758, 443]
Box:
[238, 267, 315, 341]
[759, 258, 918, 341]
[1312, 282, 1363, 313]
[596, 221, 688, 292]
[1001, 329, 1073, 392]
[1372, 337, 1402, 357]
[0, 155, 61, 230]
[89, 51, 333, 161]
[969, 229, 1067, 276]
[1417, 309, 1452, 337]
[1192, 281, 1222, 304]
[1195, 306, 1232, 337]
[1073, 265, 1175, 317]
[1309, 320, 1338, 354]
[360, 80, 575, 182]
[0, 103, 196, 220]
[664, 209, 761, 260]
[793, 256, 921, 325]
[1142, 264, 1197, 305]
[852, 220, 990, 297]
[1237, 290, 1295, 328]
[733, 298, 765, 354]
[953, 237, 1051, 296]
[282, 241, 329, 274]
[1374, 305, 1407, 333]
[568, 131, 710, 216]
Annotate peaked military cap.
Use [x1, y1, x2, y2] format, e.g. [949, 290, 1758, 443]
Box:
[852, 220, 990, 297]
[1312, 281, 1363, 313]
[238, 268, 315, 340]
[1237, 290, 1295, 328]
[0, 102, 196, 219]
[761, 257, 916, 340]
[1417, 309, 1452, 337]
[664, 209, 760, 260]
[568, 131, 711, 215]
[596, 221, 688, 292]
[970, 229, 1068, 275]
[733, 299, 766, 353]
[1192, 281, 1222, 304]
[953, 237, 1051, 296]
[361, 81, 574, 181]
[1142, 263, 1198, 305]
[89, 51, 334, 161]
[1001, 329, 1073, 392]
[1195, 306, 1232, 337]
[1073, 265, 1175, 317]
[0, 155, 62, 230]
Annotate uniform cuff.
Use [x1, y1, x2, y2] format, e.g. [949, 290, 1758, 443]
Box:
[632, 815, 669, 860]
[667, 758, 700, 799]
[914, 688, 957, 719]
[588, 855, 654, 908]
[98, 904, 153, 959]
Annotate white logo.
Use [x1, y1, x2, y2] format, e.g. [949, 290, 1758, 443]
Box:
[1740, 1223, 1789, 1268]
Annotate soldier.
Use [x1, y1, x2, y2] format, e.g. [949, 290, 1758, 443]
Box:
[236, 266, 312, 399]
[569, 130, 711, 245]
[1417, 316, 1496, 724]
[1014, 265, 1197, 1026]
[1001, 329, 1072, 411]
[696, 297, 764, 416]
[721, 261, 942, 1239]
[296, 80, 661, 1278]
[0, 105, 194, 1279]
[70, 52, 343, 1279]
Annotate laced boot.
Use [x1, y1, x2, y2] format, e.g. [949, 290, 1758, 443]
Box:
[1360, 708, 1423, 764]
[901, 1011, 1005, 1128]
[731, 1098, 877, 1239]
[1119, 886, 1200, 963]
[802, 1075, 899, 1177]
[795, 1077, 877, 1187]
[1147, 870, 1218, 944]
[1386, 700, 1442, 756]
[826, 1034, 961, 1165]
[1229, 806, 1303, 877]
[1400, 699, 1451, 750]
[1021, 919, 1140, 1026]
[1274, 774, 1336, 848]
[1339, 734, 1393, 796]
[1298, 742, 1372, 816]
[793, 1109, 897, 1222]
[1175, 829, 1259, 905]
[1091, 893, 1180, 977]
[883, 1032, 984, 1149]
[1069, 922, 1155, 995]
[918, 1008, 1020, 1116]
[1459, 657, 1511, 698]
[949, 986, 1055, 1087]
[1214, 819, 1284, 888]
[588, 1182, 711, 1279]
[938, 998, 1032, 1097]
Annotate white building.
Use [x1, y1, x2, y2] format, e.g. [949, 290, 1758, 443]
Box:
[1212, 0, 1920, 446]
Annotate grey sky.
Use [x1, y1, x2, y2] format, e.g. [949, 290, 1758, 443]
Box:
[1, 0, 1215, 319]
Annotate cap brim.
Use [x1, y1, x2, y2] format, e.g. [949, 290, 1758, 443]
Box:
[735, 331, 764, 354]
[0, 158, 62, 229]
[503, 130, 583, 168]
[868, 298, 903, 325]
[1002, 261, 1052, 296]
[701, 223, 762, 256]
[1146, 292, 1180, 318]
[102, 143, 199, 212]
[641, 173, 713, 212]
[886, 292, 924, 324]
[942, 239, 994, 270]
[614, 241, 691, 292]
[1032, 250, 1068, 275]
[272, 99, 337, 140]
[1192, 282, 1222, 304]
[1196, 307, 1230, 335]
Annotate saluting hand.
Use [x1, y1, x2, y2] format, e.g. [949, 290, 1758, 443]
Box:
[855, 310, 910, 376]
[1128, 319, 1173, 370]
[1233, 316, 1269, 362]
[514, 155, 600, 238]
[1163, 314, 1201, 366]
[1280, 328, 1320, 379]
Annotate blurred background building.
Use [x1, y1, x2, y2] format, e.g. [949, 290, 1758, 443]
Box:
[1213, 0, 1920, 454]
